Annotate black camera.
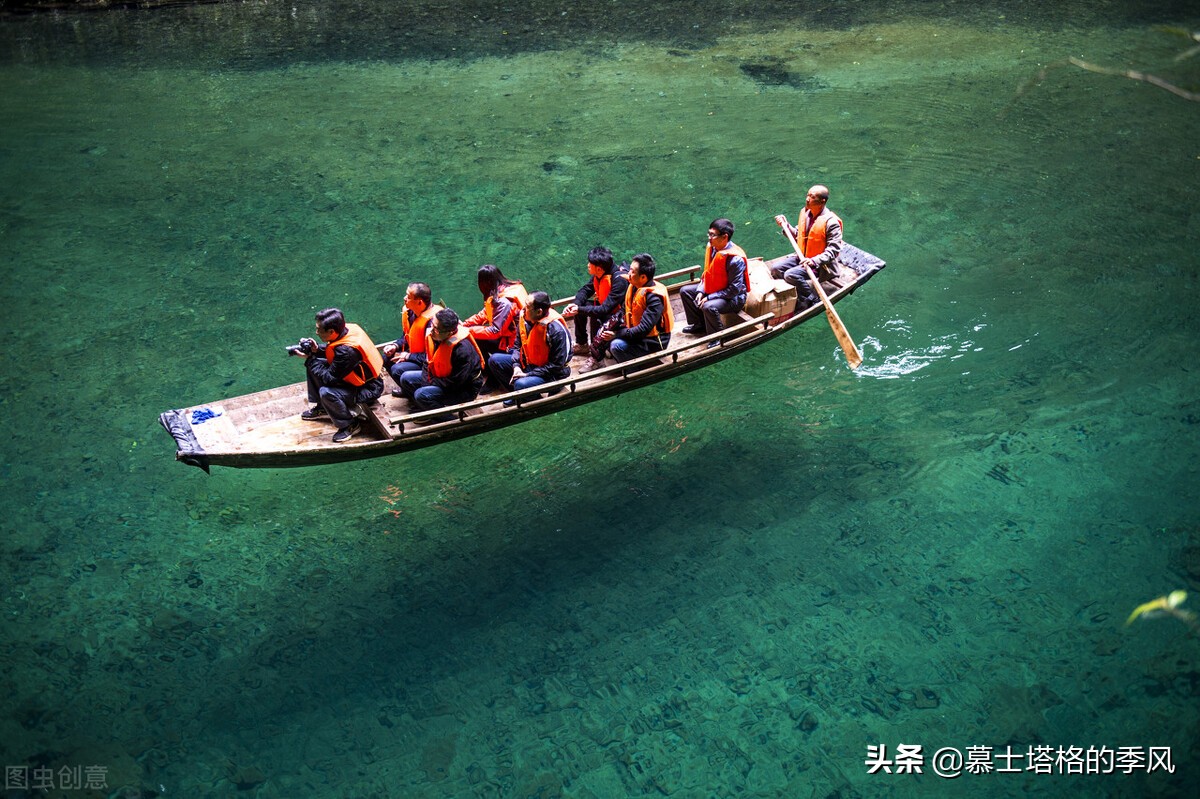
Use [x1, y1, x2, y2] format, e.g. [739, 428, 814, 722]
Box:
[286, 337, 318, 356]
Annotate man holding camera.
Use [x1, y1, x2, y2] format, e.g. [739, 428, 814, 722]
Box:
[291, 307, 385, 443]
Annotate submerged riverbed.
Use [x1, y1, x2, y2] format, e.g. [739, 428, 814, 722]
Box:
[2, 1, 1199, 796]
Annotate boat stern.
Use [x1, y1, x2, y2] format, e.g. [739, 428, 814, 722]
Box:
[158, 408, 210, 473]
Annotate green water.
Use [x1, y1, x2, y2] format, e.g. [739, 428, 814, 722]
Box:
[2, 1, 1199, 796]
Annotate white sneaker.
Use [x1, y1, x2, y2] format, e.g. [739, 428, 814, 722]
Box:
[579, 357, 601, 373]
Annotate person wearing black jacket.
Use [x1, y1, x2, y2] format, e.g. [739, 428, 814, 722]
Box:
[294, 307, 385, 443]
[603, 253, 674, 364]
[680, 218, 748, 337]
[397, 308, 485, 414]
[486, 291, 572, 406]
[561, 246, 629, 357]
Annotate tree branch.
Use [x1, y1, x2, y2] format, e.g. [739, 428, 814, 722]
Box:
[1001, 34, 1200, 118]
[1066, 56, 1200, 102]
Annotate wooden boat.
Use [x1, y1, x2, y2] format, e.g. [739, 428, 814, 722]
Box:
[160, 244, 885, 470]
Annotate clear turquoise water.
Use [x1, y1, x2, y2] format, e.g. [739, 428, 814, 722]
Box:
[2, 2, 1199, 797]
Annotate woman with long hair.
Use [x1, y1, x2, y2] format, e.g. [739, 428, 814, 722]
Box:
[464, 264, 528, 358]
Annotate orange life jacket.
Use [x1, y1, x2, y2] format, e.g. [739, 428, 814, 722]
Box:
[796, 209, 843, 258]
[426, 325, 484, 380]
[624, 282, 674, 336]
[701, 241, 749, 294]
[476, 282, 528, 349]
[324, 323, 384, 386]
[500, 281, 528, 309]
[593, 273, 612, 305]
[403, 304, 443, 355]
[517, 309, 568, 368]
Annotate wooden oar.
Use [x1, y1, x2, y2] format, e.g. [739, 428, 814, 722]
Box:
[781, 226, 863, 369]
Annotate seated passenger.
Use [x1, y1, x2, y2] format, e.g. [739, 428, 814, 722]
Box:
[486, 291, 572, 406]
[679, 217, 747, 339]
[561, 246, 629, 356]
[381, 281, 442, 397]
[464, 264, 528, 359]
[293, 307, 385, 443]
[397, 308, 485, 416]
[600, 253, 674, 364]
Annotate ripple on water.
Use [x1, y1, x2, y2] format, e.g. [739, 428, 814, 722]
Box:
[856, 317, 986, 379]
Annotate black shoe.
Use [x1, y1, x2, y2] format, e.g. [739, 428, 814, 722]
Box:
[682, 324, 704, 335]
[300, 405, 328, 420]
[391, 388, 405, 398]
[332, 422, 360, 443]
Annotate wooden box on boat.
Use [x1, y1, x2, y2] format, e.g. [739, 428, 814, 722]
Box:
[744, 257, 798, 324]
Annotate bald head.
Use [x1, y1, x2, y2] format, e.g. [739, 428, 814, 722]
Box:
[805, 185, 829, 214]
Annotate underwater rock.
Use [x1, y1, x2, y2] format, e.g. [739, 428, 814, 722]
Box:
[912, 687, 940, 709]
[738, 60, 826, 91]
[540, 155, 578, 180]
[1179, 546, 1200, 581]
[225, 763, 266, 791]
[785, 698, 820, 732]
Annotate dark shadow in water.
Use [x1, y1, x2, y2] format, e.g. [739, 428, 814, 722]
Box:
[151, 426, 858, 740]
[3, 0, 1198, 68]
[739, 58, 828, 91]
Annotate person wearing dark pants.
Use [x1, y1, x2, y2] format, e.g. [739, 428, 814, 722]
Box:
[399, 308, 485, 419]
[604, 253, 673, 364]
[487, 291, 572, 406]
[381, 281, 442, 396]
[561, 246, 629, 358]
[464, 264, 526, 360]
[295, 307, 385, 443]
[767, 184, 843, 309]
[679, 217, 748, 340]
